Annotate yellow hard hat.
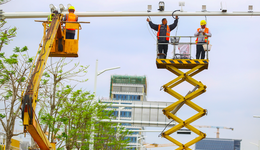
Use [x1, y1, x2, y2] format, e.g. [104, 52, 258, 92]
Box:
[68, 6, 75, 11]
[200, 20, 206, 25]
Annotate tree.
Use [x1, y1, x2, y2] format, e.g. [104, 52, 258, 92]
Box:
[37, 58, 88, 141]
[40, 87, 131, 150]
[0, 20, 17, 52]
[0, 0, 11, 5]
[38, 58, 131, 149]
[0, 47, 34, 150]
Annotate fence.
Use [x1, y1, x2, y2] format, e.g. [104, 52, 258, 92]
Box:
[157, 36, 211, 59]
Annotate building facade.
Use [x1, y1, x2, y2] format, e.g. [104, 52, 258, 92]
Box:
[195, 138, 242, 150]
[109, 75, 147, 150]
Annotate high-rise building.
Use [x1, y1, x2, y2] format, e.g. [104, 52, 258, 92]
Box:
[195, 138, 242, 150]
[110, 75, 147, 101]
[106, 75, 147, 150]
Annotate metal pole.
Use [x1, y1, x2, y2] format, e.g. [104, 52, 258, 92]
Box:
[94, 59, 98, 99]
[90, 60, 120, 150]
[190, 37, 192, 59]
[207, 42, 209, 60]
[173, 43, 176, 59]
[89, 59, 98, 150]
[3, 11, 260, 19]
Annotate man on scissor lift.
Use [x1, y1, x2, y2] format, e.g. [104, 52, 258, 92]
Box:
[194, 20, 212, 59]
[147, 17, 178, 59]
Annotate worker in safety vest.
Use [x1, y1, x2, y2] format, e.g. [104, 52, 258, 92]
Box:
[63, 6, 78, 39]
[194, 20, 212, 59]
[47, 10, 58, 27]
[147, 17, 178, 59]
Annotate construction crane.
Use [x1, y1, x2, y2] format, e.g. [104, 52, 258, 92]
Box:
[193, 125, 234, 138]
[21, 13, 87, 150]
[144, 142, 177, 148]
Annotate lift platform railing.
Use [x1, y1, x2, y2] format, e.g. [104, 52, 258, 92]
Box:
[157, 36, 211, 60]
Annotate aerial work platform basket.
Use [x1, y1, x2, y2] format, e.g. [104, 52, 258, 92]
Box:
[49, 22, 80, 57]
[37, 18, 89, 58]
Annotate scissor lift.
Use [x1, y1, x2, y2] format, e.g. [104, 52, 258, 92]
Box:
[156, 58, 209, 150]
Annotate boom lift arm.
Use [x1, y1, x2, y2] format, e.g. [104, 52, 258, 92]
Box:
[21, 14, 63, 150]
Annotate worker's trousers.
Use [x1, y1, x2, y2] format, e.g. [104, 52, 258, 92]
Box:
[196, 42, 206, 59]
[66, 32, 75, 39]
[158, 41, 169, 59]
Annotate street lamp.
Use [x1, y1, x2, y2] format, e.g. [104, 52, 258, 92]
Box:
[250, 141, 260, 150]
[93, 59, 120, 99]
[90, 59, 120, 150]
[253, 115, 260, 118]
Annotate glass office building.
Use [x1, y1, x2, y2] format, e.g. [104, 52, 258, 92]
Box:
[195, 138, 242, 150]
[108, 75, 147, 150]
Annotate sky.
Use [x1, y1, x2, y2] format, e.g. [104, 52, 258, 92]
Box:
[1, 0, 260, 149]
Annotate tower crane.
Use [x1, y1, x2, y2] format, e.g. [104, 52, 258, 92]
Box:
[193, 125, 234, 138]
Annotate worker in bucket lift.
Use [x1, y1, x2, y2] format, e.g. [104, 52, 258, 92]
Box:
[194, 20, 212, 59]
[47, 9, 58, 28]
[147, 17, 178, 59]
[63, 6, 78, 39]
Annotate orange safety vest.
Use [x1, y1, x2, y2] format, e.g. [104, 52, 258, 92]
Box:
[157, 25, 170, 41]
[195, 27, 209, 44]
[66, 13, 78, 30]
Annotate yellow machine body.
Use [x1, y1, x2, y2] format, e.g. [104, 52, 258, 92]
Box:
[21, 14, 83, 150]
[157, 58, 209, 150]
[43, 21, 80, 57]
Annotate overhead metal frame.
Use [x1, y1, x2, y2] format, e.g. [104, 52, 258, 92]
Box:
[3, 11, 260, 19]
[157, 59, 208, 150]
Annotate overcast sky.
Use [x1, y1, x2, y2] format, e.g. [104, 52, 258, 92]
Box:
[2, 0, 260, 149]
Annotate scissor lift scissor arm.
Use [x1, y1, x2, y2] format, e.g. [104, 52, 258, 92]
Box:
[157, 58, 209, 150]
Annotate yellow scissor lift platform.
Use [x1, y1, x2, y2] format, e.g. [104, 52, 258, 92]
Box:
[156, 58, 209, 150]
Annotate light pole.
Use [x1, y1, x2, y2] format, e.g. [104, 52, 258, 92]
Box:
[252, 116, 260, 150]
[90, 59, 120, 150]
[250, 141, 260, 150]
[93, 59, 120, 99]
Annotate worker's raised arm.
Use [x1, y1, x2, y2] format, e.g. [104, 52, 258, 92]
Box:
[169, 17, 178, 31]
[147, 18, 159, 31]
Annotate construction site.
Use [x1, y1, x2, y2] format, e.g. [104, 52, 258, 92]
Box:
[0, 0, 260, 150]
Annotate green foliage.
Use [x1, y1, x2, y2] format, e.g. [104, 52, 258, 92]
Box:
[40, 86, 131, 150]
[0, 17, 33, 150]
[0, 20, 17, 51]
[0, 53, 4, 58]
[27, 57, 33, 63]
[0, 113, 6, 119]
[43, 72, 50, 78]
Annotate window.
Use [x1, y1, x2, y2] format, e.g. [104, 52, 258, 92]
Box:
[121, 123, 132, 126]
[112, 111, 118, 117]
[120, 111, 132, 117]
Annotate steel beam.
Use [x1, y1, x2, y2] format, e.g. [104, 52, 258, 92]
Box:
[3, 11, 260, 19]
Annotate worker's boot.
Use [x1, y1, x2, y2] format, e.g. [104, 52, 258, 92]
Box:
[157, 53, 165, 59]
